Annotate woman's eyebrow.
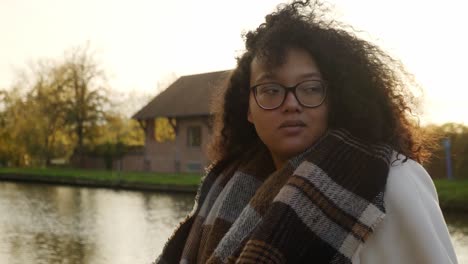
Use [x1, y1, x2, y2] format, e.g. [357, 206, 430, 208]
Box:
[254, 72, 275, 83]
[298, 72, 322, 79]
[255, 72, 322, 83]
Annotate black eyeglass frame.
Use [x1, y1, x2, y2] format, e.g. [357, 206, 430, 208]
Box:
[250, 80, 328, 110]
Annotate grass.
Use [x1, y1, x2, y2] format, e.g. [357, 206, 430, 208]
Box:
[434, 179, 468, 212]
[0, 167, 203, 186]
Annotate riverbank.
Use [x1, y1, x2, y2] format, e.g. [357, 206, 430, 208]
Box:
[0, 167, 200, 193]
[0, 167, 467, 212]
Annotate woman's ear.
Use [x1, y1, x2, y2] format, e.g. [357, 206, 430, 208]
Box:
[247, 107, 253, 123]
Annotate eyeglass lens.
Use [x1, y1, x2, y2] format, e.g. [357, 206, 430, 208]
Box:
[254, 80, 325, 109]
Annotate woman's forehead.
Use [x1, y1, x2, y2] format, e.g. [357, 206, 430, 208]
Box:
[250, 48, 321, 84]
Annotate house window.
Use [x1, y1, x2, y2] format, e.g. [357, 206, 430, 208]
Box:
[187, 126, 201, 147]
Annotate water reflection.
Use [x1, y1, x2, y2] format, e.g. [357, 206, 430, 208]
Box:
[0, 182, 194, 264]
[0, 181, 465, 263]
[445, 212, 468, 264]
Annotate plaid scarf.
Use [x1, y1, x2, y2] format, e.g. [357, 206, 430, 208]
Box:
[156, 130, 392, 264]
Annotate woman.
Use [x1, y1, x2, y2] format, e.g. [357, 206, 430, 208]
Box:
[156, 1, 457, 263]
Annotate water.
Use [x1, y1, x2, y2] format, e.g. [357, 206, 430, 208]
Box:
[0, 181, 466, 263]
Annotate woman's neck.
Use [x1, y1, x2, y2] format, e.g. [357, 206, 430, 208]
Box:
[272, 154, 287, 170]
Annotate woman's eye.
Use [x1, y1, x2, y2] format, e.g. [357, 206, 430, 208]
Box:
[259, 86, 281, 95]
[301, 86, 322, 93]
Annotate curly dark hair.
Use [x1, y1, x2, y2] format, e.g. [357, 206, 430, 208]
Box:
[208, 0, 434, 171]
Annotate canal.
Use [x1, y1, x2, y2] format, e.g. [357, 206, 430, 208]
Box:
[0, 182, 465, 263]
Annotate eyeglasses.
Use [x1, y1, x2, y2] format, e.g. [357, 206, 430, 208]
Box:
[250, 80, 327, 110]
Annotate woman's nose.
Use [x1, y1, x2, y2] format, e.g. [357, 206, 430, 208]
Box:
[281, 90, 302, 112]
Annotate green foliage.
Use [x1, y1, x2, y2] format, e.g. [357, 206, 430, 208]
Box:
[434, 179, 468, 212]
[0, 45, 144, 167]
[92, 113, 144, 146]
[155, 117, 176, 142]
[0, 87, 38, 166]
[425, 123, 468, 179]
[57, 45, 109, 154]
[77, 113, 144, 169]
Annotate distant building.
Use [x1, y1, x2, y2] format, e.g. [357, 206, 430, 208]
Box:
[132, 70, 231, 173]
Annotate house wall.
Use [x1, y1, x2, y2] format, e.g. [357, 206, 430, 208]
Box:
[176, 116, 212, 172]
[143, 116, 212, 173]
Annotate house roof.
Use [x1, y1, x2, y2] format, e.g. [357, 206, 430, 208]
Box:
[132, 70, 232, 120]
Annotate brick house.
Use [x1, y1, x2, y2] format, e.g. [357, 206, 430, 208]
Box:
[132, 70, 231, 173]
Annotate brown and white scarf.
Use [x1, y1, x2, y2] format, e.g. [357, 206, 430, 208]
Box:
[156, 129, 393, 264]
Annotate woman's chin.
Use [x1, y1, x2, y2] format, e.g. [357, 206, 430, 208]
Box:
[271, 144, 310, 163]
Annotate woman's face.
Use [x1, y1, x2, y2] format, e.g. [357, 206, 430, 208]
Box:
[248, 48, 328, 168]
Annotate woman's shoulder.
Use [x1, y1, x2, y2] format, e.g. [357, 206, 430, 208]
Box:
[386, 152, 439, 202]
[354, 151, 458, 264]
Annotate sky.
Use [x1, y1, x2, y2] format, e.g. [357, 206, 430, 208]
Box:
[1, 0, 467, 124]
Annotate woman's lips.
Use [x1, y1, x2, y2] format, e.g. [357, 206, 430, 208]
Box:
[279, 120, 306, 135]
[279, 120, 306, 128]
